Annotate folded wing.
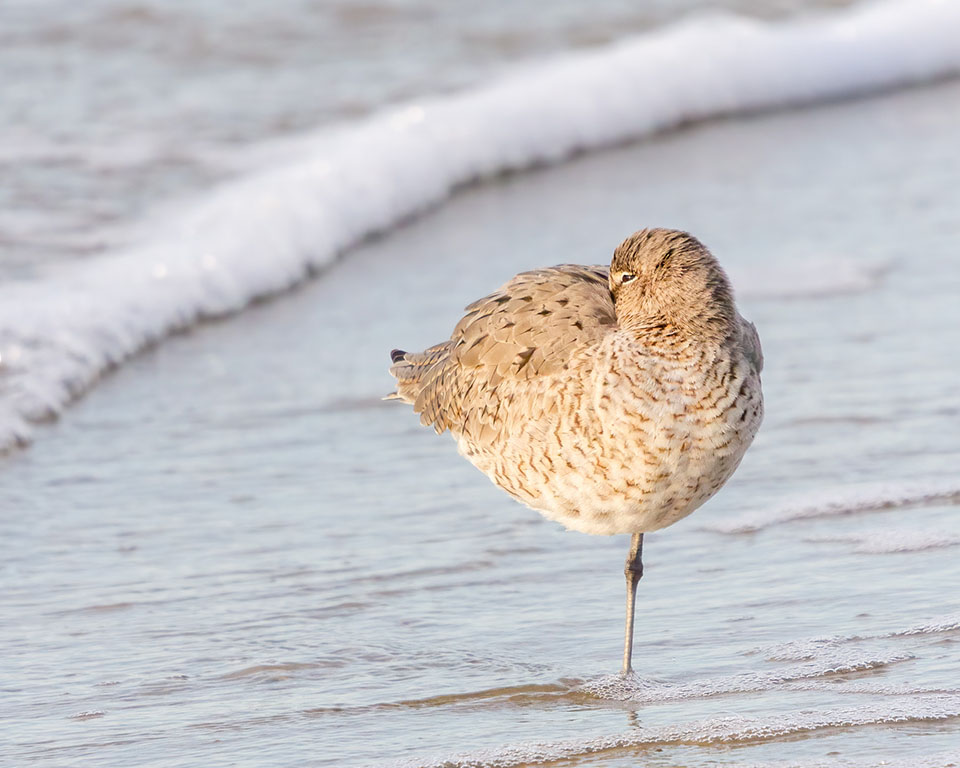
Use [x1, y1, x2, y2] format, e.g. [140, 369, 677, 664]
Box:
[388, 264, 617, 435]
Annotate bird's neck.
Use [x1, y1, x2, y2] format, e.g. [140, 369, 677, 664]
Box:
[622, 314, 731, 355]
[617, 296, 737, 354]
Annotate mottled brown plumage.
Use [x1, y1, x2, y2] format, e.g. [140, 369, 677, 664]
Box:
[388, 228, 763, 673]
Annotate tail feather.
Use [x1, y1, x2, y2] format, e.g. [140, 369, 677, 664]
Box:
[386, 342, 454, 405]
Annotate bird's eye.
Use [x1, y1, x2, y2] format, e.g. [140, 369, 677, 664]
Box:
[620, 273, 637, 284]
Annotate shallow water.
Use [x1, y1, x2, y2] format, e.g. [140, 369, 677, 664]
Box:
[4, 80, 960, 767]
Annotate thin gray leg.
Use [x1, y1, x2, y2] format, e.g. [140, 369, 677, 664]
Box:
[621, 532, 644, 676]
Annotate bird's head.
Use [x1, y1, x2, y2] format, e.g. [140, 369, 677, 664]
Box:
[609, 228, 736, 342]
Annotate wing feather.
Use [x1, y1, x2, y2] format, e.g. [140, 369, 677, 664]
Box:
[389, 264, 616, 434]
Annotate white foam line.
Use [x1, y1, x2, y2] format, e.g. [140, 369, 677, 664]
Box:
[2, 0, 960, 451]
[897, 614, 960, 637]
[729, 259, 889, 300]
[384, 695, 960, 768]
[806, 528, 960, 554]
[578, 649, 911, 703]
[705, 480, 960, 534]
[787, 679, 960, 697]
[730, 748, 960, 768]
[750, 614, 960, 661]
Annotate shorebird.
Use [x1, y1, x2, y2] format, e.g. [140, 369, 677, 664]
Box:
[387, 228, 763, 675]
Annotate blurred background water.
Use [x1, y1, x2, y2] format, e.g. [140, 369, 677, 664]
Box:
[0, 0, 854, 276]
[2, 1, 959, 767]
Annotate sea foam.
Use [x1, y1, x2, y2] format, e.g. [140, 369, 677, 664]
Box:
[807, 528, 960, 554]
[704, 480, 960, 534]
[384, 696, 960, 767]
[578, 647, 912, 703]
[2, 0, 960, 451]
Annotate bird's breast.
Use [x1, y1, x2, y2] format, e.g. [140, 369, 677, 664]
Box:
[581, 341, 762, 531]
[454, 336, 763, 536]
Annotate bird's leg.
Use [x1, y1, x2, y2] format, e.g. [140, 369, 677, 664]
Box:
[621, 532, 644, 676]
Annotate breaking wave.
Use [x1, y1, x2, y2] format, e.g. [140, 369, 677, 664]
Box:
[2, 0, 960, 451]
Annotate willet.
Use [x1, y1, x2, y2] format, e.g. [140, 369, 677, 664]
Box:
[387, 228, 763, 675]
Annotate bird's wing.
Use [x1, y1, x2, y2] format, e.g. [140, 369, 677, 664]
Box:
[396, 264, 617, 435]
[737, 315, 764, 374]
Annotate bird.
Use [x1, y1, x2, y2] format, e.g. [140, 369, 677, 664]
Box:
[387, 228, 763, 675]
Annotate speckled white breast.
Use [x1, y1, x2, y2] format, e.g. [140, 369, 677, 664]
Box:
[456, 331, 763, 535]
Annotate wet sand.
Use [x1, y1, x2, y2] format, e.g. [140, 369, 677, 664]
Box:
[3, 80, 960, 767]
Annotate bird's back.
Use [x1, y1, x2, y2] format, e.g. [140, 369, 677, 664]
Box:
[388, 264, 616, 437]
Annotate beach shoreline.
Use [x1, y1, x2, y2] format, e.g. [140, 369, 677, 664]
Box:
[3, 74, 960, 766]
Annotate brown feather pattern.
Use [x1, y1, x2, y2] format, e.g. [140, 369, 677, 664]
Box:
[387, 229, 763, 536]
